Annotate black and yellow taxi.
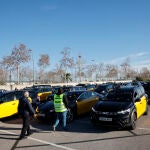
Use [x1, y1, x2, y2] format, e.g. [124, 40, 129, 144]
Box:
[35, 91, 103, 123]
[0, 90, 33, 119]
[0, 90, 22, 119]
[27, 85, 53, 101]
[90, 85, 148, 130]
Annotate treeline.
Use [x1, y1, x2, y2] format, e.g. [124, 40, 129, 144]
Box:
[0, 43, 150, 84]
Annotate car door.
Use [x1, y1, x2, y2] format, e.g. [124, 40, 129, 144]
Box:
[0, 93, 19, 118]
[138, 87, 147, 115]
[134, 90, 142, 118]
[76, 91, 99, 115]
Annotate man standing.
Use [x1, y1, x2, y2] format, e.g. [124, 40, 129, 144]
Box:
[52, 87, 69, 131]
[18, 91, 35, 139]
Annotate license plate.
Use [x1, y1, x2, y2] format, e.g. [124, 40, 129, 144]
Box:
[38, 113, 45, 117]
[99, 117, 112, 121]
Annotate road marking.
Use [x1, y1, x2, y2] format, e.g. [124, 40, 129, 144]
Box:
[0, 130, 77, 150]
[138, 127, 150, 131]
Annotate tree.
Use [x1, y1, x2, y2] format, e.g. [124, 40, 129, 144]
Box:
[0, 67, 6, 84]
[38, 54, 50, 69]
[38, 54, 50, 82]
[96, 63, 104, 81]
[1, 55, 16, 83]
[120, 58, 131, 79]
[60, 47, 74, 82]
[19, 66, 33, 82]
[105, 64, 118, 80]
[140, 67, 150, 79]
[11, 43, 31, 84]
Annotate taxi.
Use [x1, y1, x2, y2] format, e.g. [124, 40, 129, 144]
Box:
[90, 85, 148, 130]
[0, 90, 32, 119]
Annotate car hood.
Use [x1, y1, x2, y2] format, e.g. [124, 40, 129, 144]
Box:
[38, 101, 54, 111]
[94, 101, 132, 112]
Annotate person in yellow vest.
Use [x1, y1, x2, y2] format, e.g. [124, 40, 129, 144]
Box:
[52, 87, 69, 131]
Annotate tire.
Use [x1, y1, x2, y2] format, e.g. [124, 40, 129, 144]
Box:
[129, 112, 137, 130]
[66, 109, 74, 123]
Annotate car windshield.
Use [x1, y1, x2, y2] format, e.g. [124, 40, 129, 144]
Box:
[104, 90, 133, 102]
[96, 85, 107, 92]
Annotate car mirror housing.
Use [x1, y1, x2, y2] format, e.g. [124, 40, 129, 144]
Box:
[135, 98, 140, 102]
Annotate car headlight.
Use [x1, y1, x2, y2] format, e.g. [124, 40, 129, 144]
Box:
[117, 108, 131, 115]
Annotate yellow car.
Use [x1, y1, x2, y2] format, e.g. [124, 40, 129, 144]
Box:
[28, 86, 53, 101]
[0, 90, 32, 119]
[37, 91, 52, 101]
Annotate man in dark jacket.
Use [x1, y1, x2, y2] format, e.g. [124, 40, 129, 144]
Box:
[18, 91, 35, 139]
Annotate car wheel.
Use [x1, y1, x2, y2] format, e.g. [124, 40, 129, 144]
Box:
[129, 112, 137, 130]
[66, 109, 74, 123]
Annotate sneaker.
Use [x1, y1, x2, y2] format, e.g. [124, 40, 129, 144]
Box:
[52, 126, 55, 132]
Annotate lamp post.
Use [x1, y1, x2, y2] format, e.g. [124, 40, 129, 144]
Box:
[78, 55, 81, 82]
[29, 50, 35, 85]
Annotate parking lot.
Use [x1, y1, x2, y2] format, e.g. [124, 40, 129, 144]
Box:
[0, 106, 150, 150]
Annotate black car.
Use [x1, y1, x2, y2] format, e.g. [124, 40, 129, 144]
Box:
[94, 83, 114, 95]
[142, 82, 150, 104]
[90, 85, 148, 130]
[35, 90, 103, 123]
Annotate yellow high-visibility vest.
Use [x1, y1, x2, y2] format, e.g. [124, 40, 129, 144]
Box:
[54, 94, 67, 112]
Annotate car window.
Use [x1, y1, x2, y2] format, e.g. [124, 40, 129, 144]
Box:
[136, 88, 142, 98]
[0, 93, 15, 103]
[139, 86, 145, 95]
[133, 91, 139, 99]
[77, 92, 88, 101]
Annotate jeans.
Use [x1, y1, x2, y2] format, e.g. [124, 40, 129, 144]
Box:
[53, 110, 67, 129]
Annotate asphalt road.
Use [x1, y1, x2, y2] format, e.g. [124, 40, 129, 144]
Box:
[0, 106, 150, 150]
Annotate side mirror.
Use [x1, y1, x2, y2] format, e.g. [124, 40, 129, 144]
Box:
[135, 98, 140, 102]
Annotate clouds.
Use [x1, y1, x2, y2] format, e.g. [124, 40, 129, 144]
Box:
[106, 51, 150, 68]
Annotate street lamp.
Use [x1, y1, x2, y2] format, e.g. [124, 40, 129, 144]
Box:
[78, 55, 81, 82]
[29, 49, 35, 84]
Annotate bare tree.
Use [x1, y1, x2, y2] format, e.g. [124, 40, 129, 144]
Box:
[38, 54, 50, 69]
[38, 54, 50, 83]
[0, 67, 6, 84]
[120, 58, 131, 79]
[19, 66, 33, 82]
[105, 64, 118, 80]
[140, 67, 150, 79]
[60, 47, 75, 82]
[11, 43, 31, 84]
[96, 63, 105, 81]
[1, 55, 16, 83]
[86, 63, 97, 81]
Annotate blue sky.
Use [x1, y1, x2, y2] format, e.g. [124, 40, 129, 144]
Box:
[0, 0, 150, 70]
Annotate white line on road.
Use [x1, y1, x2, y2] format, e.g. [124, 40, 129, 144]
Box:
[138, 127, 150, 131]
[0, 130, 77, 150]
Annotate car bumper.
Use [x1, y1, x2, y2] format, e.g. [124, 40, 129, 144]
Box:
[90, 112, 131, 128]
